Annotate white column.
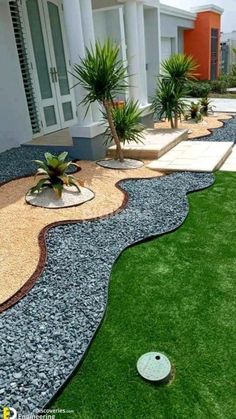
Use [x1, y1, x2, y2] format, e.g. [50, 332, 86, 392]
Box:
[157, 5, 161, 75]
[63, 0, 93, 126]
[137, 2, 148, 105]
[124, 0, 141, 102]
[79, 0, 101, 122]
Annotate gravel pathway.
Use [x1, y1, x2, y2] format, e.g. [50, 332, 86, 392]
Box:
[0, 116, 235, 414]
[195, 114, 236, 142]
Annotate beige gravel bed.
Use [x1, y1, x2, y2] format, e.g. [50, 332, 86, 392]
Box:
[0, 162, 162, 305]
[0, 112, 231, 307]
[155, 113, 232, 138]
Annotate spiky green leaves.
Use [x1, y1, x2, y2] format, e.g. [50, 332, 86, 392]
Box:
[161, 53, 198, 83]
[152, 79, 188, 127]
[104, 100, 145, 145]
[152, 53, 198, 128]
[30, 152, 82, 199]
[71, 40, 128, 111]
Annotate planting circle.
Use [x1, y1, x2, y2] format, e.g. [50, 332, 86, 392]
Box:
[137, 352, 171, 383]
[96, 159, 144, 170]
[25, 185, 95, 209]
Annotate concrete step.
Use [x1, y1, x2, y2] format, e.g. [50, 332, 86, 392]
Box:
[147, 141, 234, 172]
[107, 128, 188, 160]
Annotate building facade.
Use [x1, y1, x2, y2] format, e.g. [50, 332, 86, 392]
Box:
[0, 0, 223, 154]
[221, 31, 236, 74]
[184, 5, 223, 81]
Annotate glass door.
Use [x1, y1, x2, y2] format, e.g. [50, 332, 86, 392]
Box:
[43, 0, 77, 129]
[25, 0, 76, 134]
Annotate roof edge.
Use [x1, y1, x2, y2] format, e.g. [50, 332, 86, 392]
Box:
[191, 4, 224, 15]
[160, 3, 196, 20]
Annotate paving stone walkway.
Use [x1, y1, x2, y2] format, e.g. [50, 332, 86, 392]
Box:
[147, 141, 233, 172]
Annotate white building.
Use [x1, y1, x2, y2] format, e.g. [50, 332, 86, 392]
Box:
[221, 31, 236, 74]
[0, 0, 215, 157]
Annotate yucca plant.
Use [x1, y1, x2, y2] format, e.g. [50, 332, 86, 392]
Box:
[153, 54, 198, 128]
[161, 54, 198, 84]
[152, 79, 188, 128]
[71, 40, 128, 162]
[30, 152, 82, 199]
[104, 100, 145, 154]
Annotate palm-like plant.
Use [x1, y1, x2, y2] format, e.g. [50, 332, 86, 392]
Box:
[104, 100, 145, 154]
[152, 54, 198, 128]
[72, 40, 128, 162]
[200, 97, 213, 116]
[161, 54, 198, 84]
[30, 152, 81, 198]
[152, 79, 188, 128]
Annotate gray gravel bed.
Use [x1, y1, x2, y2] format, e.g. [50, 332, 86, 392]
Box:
[0, 172, 214, 413]
[194, 114, 236, 143]
[0, 146, 75, 185]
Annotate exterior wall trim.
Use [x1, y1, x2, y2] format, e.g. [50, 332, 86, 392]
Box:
[160, 4, 196, 21]
[191, 4, 224, 15]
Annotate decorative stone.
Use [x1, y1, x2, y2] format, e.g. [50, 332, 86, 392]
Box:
[96, 158, 144, 170]
[25, 185, 95, 209]
[137, 352, 171, 383]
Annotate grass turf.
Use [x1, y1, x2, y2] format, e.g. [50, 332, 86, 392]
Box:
[51, 172, 236, 419]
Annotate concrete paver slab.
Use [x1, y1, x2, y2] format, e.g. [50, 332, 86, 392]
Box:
[147, 141, 233, 172]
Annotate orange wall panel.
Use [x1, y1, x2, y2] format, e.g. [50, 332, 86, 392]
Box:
[184, 11, 221, 80]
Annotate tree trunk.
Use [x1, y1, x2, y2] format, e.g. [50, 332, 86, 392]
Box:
[103, 100, 124, 162]
[170, 117, 174, 129]
[174, 112, 178, 128]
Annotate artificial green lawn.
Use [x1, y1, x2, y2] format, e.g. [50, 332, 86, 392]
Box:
[51, 172, 236, 419]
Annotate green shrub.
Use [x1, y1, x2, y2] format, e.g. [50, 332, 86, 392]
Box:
[231, 65, 236, 77]
[227, 75, 236, 87]
[218, 73, 236, 88]
[187, 81, 211, 98]
[210, 80, 227, 94]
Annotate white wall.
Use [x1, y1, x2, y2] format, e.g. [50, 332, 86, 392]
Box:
[160, 13, 194, 39]
[0, 1, 32, 153]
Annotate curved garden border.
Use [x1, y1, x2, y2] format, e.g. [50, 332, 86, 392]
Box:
[0, 115, 235, 414]
[0, 172, 214, 413]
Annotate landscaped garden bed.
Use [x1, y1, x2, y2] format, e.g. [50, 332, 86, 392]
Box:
[155, 112, 232, 139]
[0, 114, 236, 414]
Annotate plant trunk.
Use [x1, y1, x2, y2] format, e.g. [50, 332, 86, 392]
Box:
[170, 117, 174, 129]
[103, 100, 124, 162]
[174, 112, 178, 128]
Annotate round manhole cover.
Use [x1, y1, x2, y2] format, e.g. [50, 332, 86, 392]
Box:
[137, 352, 171, 383]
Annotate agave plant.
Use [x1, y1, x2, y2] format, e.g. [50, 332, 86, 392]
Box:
[185, 101, 202, 122]
[30, 152, 82, 198]
[152, 79, 188, 128]
[200, 97, 214, 116]
[71, 40, 128, 162]
[103, 100, 145, 155]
